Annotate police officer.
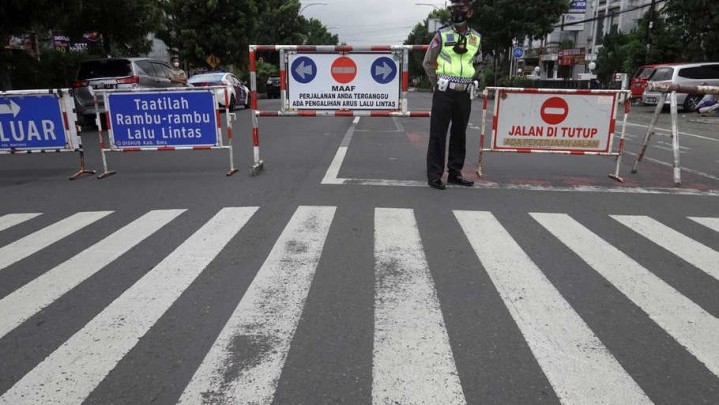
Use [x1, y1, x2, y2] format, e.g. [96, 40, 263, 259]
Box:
[423, 0, 481, 190]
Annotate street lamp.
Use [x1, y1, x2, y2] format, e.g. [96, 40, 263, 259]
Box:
[415, 2, 444, 10]
[299, 2, 327, 15]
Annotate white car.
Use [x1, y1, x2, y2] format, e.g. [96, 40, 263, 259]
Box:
[188, 72, 249, 110]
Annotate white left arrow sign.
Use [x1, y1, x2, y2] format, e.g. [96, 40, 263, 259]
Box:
[0, 100, 21, 117]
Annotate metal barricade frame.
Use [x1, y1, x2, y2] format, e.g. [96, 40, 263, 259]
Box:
[248, 44, 430, 176]
[91, 87, 238, 179]
[477, 87, 632, 182]
[632, 83, 719, 187]
[0, 88, 94, 180]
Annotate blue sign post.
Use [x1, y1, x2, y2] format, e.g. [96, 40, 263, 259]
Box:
[107, 91, 218, 148]
[0, 94, 68, 150]
[512, 46, 525, 59]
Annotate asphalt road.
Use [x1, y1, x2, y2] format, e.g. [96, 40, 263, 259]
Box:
[1, 92, 718, 404]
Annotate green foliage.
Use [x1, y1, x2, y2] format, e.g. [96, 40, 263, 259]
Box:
[662, 0, 719, 61]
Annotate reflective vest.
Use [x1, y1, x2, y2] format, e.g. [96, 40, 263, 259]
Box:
[436, 26, 481, 81]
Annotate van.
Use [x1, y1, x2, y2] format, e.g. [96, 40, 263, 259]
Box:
[641, 62, 719, 111]
[71, 57, 185, 125]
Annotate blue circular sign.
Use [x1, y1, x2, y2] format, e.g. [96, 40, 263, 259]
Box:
[512, 47, 524, 59]
[370, 57, 397, 84]
[291, 56, 317, 84]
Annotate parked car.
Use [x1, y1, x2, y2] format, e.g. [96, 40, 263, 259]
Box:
[266, 76, 281, 99]
[641, 62, 719, 111]
[187, 72, 249, 110]
[72, 57, 183, 125]
[630, 63, 679, 100]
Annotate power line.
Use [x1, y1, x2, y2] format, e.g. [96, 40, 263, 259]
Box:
[553, 0, 669, 29]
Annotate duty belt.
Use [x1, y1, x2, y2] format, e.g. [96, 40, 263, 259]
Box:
[447, 82, 470, 92]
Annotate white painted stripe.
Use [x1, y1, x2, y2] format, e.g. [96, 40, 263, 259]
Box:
[0, 210, 185, 339]
[689, 217, 719, 233]
[321, 146, 347, 185]
[373, 208, 465, 405]
[612, 215, 719, 281]
[0, 207, 256, 405]
[0, 211, 113, 272]
[0, 213, 41, 233]
[178, 206, 335, 405]
[532, 213, 719, 378]
[455, 211, 649, 404]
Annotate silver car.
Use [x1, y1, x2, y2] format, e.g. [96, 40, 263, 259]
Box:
[72, 57, 184, 125]
[642, 62, 719, 111]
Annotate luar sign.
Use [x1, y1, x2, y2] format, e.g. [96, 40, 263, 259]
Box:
[287, 53, 401, 110]
[0, 93, 76, 151]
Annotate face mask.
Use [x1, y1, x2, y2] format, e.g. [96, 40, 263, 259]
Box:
[173, 62, 180, 68]
[451, 10, 469, 25]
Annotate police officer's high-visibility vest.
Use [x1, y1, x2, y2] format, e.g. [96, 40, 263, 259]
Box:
[435, 26, 481, 82]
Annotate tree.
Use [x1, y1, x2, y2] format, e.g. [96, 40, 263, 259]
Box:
[662, 0, 719, 61]
[157, 0, 256, 74]
[475, 0, 569, 72]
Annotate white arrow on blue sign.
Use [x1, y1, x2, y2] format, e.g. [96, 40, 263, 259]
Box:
[0, 95, 67, 150]
[513, 47, 524, 59]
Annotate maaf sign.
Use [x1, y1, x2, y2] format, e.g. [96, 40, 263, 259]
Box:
[493, 91, 617, 153]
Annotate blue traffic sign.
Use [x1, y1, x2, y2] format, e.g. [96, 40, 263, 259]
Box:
[512, 47, 525, 59]
[370, 57, 397, 84]
[107, 91, 218, 148]
[0, 94, 67, 150]
[291, 56, 317, 84]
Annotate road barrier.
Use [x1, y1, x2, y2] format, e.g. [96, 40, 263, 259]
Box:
[632, 83, 719, 187]
[92, 87, 238, 178]
[0, 89, 94, 179]
[248, 44, 430, 176]
[477, 87, 632, 182]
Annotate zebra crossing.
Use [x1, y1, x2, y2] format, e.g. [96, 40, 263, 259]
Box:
[0, 207, 718, 404]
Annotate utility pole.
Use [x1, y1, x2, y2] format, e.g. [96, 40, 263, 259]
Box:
[646, 0, 656, 63]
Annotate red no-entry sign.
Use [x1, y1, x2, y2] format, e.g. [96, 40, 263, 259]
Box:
[330, 56, 357, 84]
[540, 97, 569, 125]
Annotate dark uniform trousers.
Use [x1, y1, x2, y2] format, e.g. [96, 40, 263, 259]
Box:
[426, 87, 472, 181]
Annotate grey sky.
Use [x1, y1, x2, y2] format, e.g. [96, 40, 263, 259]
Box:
[300, 0, 446, 45]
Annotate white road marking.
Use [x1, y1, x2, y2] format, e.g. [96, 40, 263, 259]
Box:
[0, 211, 112, 272]
[455, 211, 649, 404]
[689, 217, 719, 233]
[0, 207, 257, 405]
[178, 206, 335, 405]
[624, 121, 719, 143]
[373, 208, 466, 405]
[0, 213, 41, 233]
[612, 215, 719, 281]
[0, 210, 185, 339]
[532, 213, 719, 378]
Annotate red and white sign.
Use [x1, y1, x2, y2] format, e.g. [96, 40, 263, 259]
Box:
[287, 53, 401, 111]
[540, 97, 569, 125]
[331, 57, 357, 84]
[493, 90, 617, 153]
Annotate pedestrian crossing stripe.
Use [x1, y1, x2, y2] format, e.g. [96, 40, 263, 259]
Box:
[0, 207, 717, 403]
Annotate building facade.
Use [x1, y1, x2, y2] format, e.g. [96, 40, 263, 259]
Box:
[525, 0, 655, 79]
